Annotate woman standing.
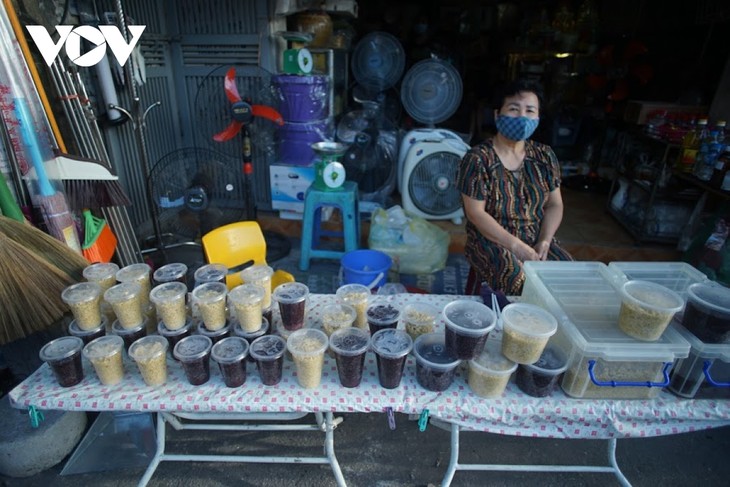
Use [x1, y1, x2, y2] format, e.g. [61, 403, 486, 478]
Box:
[457, 80, 573, 296]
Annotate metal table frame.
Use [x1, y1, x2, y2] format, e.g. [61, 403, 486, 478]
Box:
[138, 411, 345, 487]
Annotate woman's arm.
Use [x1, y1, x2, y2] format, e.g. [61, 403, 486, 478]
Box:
[534, 187, 564, 260]
[462, 194, 539, 261]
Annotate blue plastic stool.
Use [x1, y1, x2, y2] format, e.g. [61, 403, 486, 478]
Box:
[299, 181, 360, 271]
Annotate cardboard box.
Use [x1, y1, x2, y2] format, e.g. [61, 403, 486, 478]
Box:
[624, 100, 706, 125]
[269, 164, 315, 212]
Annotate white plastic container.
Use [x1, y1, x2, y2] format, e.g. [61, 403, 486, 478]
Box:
[608, 261, 707, 298]
[467, 338, 517, 398]
[500, 303, 557, 364]
[617, 280, 683, 342]
[669, 322, 730, 399]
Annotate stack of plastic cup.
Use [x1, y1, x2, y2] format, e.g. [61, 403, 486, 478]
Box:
[83, 262, 120, 325]
[129, 335, 168, 387]
[240, 265, 274, 309]
[193, 282, 229, 331]
[228, 283, 266, 333]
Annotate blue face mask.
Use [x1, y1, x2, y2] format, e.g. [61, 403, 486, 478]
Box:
[495, 115, 539, 141]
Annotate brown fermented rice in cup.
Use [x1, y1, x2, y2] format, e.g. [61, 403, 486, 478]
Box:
[39, 336, 85, 387]
[68, 316, 107, 345]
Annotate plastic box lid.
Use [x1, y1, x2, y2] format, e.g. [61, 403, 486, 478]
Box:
[607, 261, 707, 297]
[522, 261, 690, 362]
[672, 321, 730, 361]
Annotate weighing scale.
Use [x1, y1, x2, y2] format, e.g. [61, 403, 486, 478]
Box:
[311, 141, 347, 191]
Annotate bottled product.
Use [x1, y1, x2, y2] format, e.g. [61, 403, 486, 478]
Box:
[710, 145, 730, 188]
[677, 118, 706, 173]
[693, 120, 721, 181]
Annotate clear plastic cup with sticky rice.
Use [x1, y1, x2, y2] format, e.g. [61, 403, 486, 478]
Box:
[116, 263, 152, 309]
[228, 283, 266, 333]
[192, 282, 229, 331]
[335, 283, 370, 330]
[129, 335, 168, 387]
[83, 335, 125, 386]
[62, 282, 103, 330]
[104, 282, 144, 329]
[240, 264, 274, 309]
[150, 282, 189, 330]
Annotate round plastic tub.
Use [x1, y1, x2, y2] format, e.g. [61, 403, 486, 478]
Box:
[413, 332, 461, 392]
[402, 302, 439, 341]
[515, 344, 568, 397]
[682, 282, 730, 344]
[467, 338, 517, 398]
[500, 303, 558, 365]
[443, 300, 496, 360]
[618, 280, 683, 341]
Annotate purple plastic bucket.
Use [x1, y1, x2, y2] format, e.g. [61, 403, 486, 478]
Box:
[272, 75, 330, 122]
[277, 118, 334, 165]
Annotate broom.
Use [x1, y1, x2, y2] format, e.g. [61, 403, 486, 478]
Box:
[81, 209, 117, 263]
[0, 214, 89, 281]
[0, 231, 76, 345]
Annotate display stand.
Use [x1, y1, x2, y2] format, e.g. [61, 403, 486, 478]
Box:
[138, 411, 345, 487]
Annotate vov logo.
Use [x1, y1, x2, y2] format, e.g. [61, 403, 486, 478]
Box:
[26, 25, 146, 67]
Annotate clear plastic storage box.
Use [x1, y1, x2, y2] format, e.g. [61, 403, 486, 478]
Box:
[521, 261, 690, 399]
[669, 321, 730, 399]
[607, 261, 707, 298]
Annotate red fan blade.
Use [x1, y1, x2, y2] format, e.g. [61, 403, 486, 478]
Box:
[224, 68, 241, 103]
[252, 105, 284, 126]
[213, 121, 243, 142]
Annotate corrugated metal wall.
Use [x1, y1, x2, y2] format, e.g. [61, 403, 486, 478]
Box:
[96, 0, 274, 242]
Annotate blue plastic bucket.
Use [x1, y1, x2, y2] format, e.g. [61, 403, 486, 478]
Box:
[341, 249, 392, 289]
[277, 118, 334, 165]
[272, 75, 330, 122]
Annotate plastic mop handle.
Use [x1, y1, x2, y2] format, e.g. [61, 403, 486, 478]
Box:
[14, 97, 55, 196]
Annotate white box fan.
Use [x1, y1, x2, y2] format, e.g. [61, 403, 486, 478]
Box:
[398, 59, 468, 224]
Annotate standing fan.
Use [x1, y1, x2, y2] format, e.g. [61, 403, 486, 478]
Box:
[148, 147, 246, 240]
[398, 59, 468, 224]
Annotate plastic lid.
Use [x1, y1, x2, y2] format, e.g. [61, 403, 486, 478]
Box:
[116, 263, 151, 283]
[522, 344, 568, 375]
[351, 31, 405, 92]
[83, 262, 119, 283]
[150, 282, 188, 304]
[370, 328, 413, 359]
[286, 328, 328, 356]
[129, 335, 168, 362]
[672, 321, 730, 359]
[69, 316, 108, 335]
[273, 282, 309, 304]
[366, 303, 401, 326]
[321, 303, 357, 324]
[329, 327, 370, 356]
[501, 303, 558, 338]
[157, 318, 193, 337]
[249, 334, 286, 361]
[39, 336, 83, 362]
[240, 264, 274, 282]
[62, 282, 102, 305]
[443, 300, 496, 336]
[112, 318, 147, 335]
[197, 320, 230, 337]
[687, 281, 730, 315]
[336, 283, 370, 303]
[272, 73, 329, 85]
[228, 283, 266, 306]
[400, 59, 462, 125]
[104, 282, 142, 304]
[173, 335, 212, 361]
[233, 316, 270, 339]
[620, 280, 684, 314]
[413, 332, 461, 370]
[211, 336, 249, 364]
[469, 338, 517, 375]
[83, 335, 124, 361]
[194, 263, 228, 284]
[192, 282, 228, 304]
[153, 263, 188, 283]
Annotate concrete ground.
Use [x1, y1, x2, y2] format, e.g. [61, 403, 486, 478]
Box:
[1, 410, 729, 486]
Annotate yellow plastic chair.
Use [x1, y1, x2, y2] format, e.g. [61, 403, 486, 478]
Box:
[201, 221, 294, 290]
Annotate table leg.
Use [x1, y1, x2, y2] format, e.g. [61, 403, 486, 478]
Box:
[441, 422, 460, 487]
[607, 438, 631, 487]
[137, 413, 166, 487]
[324, 411, 347, 487]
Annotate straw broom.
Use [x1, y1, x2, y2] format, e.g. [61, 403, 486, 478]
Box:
[0, 231, 76, 345]
[0, 215, 88, 281]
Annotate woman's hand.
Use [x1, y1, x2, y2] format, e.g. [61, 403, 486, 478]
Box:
[534, 240, 551, 261]
[511, 239, 539, 262]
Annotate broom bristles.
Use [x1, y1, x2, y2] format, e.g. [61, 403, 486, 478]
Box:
[62, 179, 132, 211]
[0, 214, 89, 281]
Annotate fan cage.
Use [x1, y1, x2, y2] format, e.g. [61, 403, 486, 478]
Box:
[407, 151, 462, 216]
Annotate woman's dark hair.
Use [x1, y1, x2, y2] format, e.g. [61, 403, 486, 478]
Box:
[492, 79, 545, 111]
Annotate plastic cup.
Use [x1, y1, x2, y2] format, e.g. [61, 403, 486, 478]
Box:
[321, 303, 357, 337]
[273, 282, 309, 331]
[194, 263, 228, 287]
[62, 282, 103, 330]
[335, 283, 370, 330]
[500, 303, 558, 365]
[515, 344, 568, 398]
[263, 306, 274, 334]
[413, 333, 461, 392]
[618, 280, 683, 341]
[228, 283, 266, 333]
[116, 263, 152, 308]
[286, 328, 328, 389]
[249, 335, 286, 385]
[128, 335, 168, 387]
[39, 336, 85, 387]
[241, 265, 274, 309]
[196, 319, 230, 344]
[174, 335, 213, 386]
[150, 282, 188, 330]
[329, 327, 370, 387]
[233, 317, 269, 362]
[192, 282, 228, 331]
[211, 336, 249, 387]
[153, 262, 188, 287]
[104, 282, 144, 329]
[111, 318, 148, 351]
[402, 302, 439, 341]
[370, 328, 413, 389]
[69, 316, 107, 345]
[157, 319, 194, 358]
[467, 338, 517, 398]
[366, 302, 401, 335]
[83, 262, 119, 292]
[443, 300, 496, 360]
[83, 335, 125, 386]
[682, 282, 730, 344]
